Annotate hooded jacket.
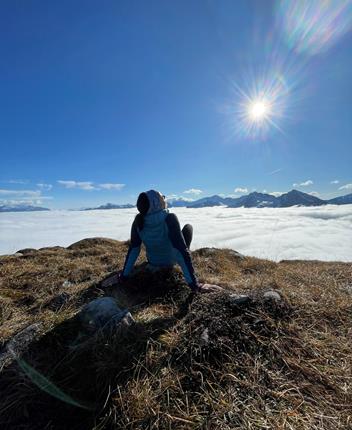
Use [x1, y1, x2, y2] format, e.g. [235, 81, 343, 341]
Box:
[122, 190, 199, 291]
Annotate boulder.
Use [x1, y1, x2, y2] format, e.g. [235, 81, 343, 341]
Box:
[16, 248, 37, 255]
[79, 297, 134, 333]
[228, 250, 245, 259]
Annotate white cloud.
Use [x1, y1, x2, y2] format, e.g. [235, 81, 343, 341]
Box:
[167, 194, 194, 202]
[234, 187, 248, 193]
[0, 189, 41, 197]
[330, 180, 339, 184]
[5, 179, 29, 184]
[293, 180, 313, 187]
[57, 180, 97, 190]
[219, 193, 239, 198]
[268, 191, 285, 197]
[339, 183, 352, 191]
[57, 181, 126, 191]
[2, 199, 40, 206]
[37, 183, 53, 191]
[183, 188, 203, 195]
[308, 191, 320, 197]
[0, 196, 53, 207]
[99, 183, 125, 190]
[1, 205, 352, 262]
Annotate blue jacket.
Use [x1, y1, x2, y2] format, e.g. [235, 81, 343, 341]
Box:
[122, 199, 199, 291]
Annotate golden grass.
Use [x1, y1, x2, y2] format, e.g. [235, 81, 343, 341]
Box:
[0, 237, 351, 429]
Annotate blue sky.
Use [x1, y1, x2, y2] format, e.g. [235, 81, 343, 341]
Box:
[0, 0, 351, 209]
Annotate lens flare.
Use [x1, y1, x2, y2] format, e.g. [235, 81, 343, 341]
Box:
[277, 0, 352, 55]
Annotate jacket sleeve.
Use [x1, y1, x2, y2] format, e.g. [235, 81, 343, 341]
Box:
[122, 219, 142, 277]
[165, 213, 199, 292]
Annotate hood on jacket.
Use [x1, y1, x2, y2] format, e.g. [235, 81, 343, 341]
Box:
[145, 190, 167, 214]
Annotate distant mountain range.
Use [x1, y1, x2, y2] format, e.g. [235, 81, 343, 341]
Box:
[1, 190, 351, 212]
[83, 203, 135, 211]
[0, 204, 50, 213]
[168, 190, 352, 208]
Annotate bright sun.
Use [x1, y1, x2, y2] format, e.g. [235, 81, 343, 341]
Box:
[248, 100, 270, 121]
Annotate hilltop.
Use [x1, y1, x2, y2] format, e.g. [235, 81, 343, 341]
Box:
[0, 238, 351, 429]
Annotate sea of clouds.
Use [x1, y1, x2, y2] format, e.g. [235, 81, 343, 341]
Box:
[0, 205, 351, 261]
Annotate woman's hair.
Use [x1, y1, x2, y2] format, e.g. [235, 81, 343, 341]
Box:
[135, 192, 150, 230]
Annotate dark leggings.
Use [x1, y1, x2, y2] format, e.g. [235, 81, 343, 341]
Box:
[182, 224, 193, 249]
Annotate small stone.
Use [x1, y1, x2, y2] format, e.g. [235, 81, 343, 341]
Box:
[62, 280, 72, 288]
[345, 284, 352, 294]
[229, 294, 252, 305]
[200, 284, 224, 293]
[263, 291, 281, 301]
[200, 328, 209, 345]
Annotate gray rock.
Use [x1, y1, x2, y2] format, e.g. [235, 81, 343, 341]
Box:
[198, 247, 217, 256]
[0, 323, 43, 369]
[345, 284, 352, 294]
[79, 297, 134, 333]
[229, 294, 252, 305]
[16, 248, 37, 255]
[263, 291, 281, 301]
[228, 250, 245, 259]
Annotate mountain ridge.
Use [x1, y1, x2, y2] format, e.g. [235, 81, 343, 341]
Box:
[1, 191, 351, 213]
[0, 204, 50, 213]
[170, 190, 351, 208]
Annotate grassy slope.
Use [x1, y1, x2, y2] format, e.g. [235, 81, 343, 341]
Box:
[0, 238, 351, 429]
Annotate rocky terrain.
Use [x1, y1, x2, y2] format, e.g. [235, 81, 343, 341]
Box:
[0, 238, 351, 429]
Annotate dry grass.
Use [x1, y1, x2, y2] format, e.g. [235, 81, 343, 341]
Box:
[0, 238, 351, 429]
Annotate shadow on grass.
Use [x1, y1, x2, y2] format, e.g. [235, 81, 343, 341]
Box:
[0, 264, 193, 430]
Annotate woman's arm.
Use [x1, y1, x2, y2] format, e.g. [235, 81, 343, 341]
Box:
[122, 219, 142, 277]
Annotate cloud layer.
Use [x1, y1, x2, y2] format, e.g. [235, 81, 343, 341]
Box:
[1, 205, 351, 261]
[339, 183, 352, 190]
[57, 181, 125, 191]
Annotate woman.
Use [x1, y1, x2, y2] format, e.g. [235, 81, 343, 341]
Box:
[119, 189, 200, 292]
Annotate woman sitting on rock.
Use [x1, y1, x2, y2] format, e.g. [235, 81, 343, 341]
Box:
[118, 190, 201, 292]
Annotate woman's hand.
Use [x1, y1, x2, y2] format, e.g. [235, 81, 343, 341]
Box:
[198, 283, 223, 293]
[101, 270, 126, 288]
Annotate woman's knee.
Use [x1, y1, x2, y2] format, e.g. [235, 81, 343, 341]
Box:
[182, 224, 193, 248]
[182, 223, 193, 232]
